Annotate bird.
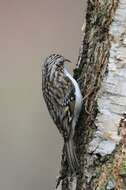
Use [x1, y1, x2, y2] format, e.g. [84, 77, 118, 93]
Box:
[42, 54, 82, 174]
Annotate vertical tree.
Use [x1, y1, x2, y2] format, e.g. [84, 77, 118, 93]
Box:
[56, 1, 126, 189]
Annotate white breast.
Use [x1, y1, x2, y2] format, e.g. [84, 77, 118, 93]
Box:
[64, 69, 82, 128]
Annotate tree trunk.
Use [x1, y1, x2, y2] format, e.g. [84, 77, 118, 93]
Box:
[56, 1, 126, 190]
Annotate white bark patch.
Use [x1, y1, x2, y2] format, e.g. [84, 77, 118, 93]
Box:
[88, 1, 126, 156]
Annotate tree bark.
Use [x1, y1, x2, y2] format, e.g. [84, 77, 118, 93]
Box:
[56, 1, 126, 190]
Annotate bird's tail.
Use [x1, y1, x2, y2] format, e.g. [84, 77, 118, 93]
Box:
[65, 139, 79, 173]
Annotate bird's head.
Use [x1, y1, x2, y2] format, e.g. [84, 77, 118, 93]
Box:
[44, 54, 71, 69]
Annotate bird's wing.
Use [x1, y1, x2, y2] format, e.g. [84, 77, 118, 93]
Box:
[42, 69, 76, 140]
[54, 71, 76, 140]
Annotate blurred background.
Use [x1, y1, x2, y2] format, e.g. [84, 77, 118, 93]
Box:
[0, 0, 86, 189]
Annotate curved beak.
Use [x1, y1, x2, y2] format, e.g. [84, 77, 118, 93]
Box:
[64, 58, 72, 63]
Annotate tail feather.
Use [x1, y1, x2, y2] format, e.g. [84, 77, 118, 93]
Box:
[65, 140, 79, 173]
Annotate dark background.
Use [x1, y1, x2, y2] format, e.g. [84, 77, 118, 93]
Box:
[0, 0, 86, 189]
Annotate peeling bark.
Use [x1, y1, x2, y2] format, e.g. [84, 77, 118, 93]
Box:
[55, 1, 126, 190]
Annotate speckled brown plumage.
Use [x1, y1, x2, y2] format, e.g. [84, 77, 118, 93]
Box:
[42, 54, 82, 173]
